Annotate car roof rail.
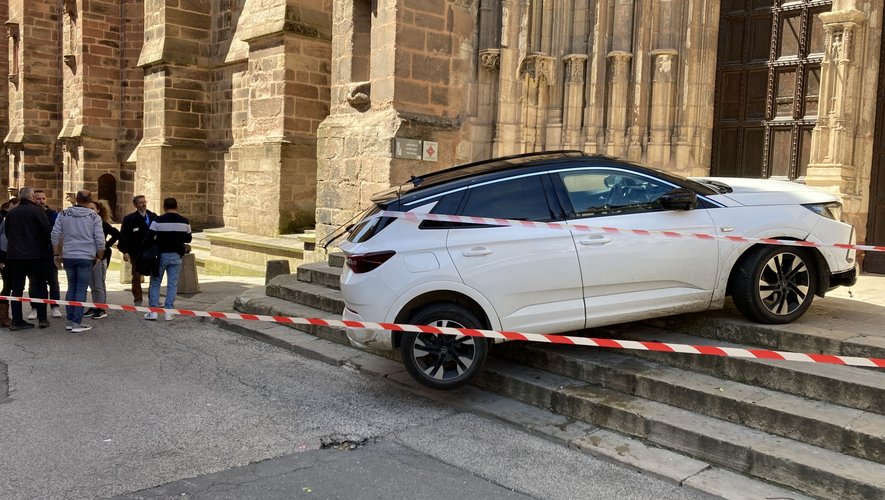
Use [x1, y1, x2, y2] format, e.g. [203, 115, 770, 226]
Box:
[409, 150, 586, 186]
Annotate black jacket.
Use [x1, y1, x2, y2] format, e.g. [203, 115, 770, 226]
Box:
[118, 209, 157, 256]
[3, 199, 52, 260]
[145, 212, 192, 256]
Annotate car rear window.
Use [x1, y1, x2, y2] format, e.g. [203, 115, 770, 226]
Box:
[461, 175, 554, 221]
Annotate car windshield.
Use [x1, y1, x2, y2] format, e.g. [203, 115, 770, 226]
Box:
[643, 167, 720, 196]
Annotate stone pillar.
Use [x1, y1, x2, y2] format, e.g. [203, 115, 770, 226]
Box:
[0, 0, 8, 195]
[136, 0, 212, 226]
[315, 0, 477, 257]
[647, 49, 677, 165]
[606, 51, 632, 158]
[519, 53, 555, 152]
[807, 4, 873, 236]
[562, 54, 587, 149]
[493, 0, 528, 157]
[474, 49, 501, 160]
[4, 1, 62, 203]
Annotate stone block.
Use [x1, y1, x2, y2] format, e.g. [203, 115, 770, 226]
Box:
[177, 252, 200, 294]
[265, 259, 291, 285]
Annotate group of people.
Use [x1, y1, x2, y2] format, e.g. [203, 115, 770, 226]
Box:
[0, 188, 192, 333]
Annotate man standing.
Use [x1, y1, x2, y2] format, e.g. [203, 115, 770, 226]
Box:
[51, 190, 105, 333]
[3, 187, 52, 330]
[118, 195, 157, 306]
[31, 190, 62, 319]
[144, 198, 191, 321]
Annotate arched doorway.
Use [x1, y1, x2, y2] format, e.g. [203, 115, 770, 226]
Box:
[97, 173, 117, 221]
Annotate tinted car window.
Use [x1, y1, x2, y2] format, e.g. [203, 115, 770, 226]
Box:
[461, 175, 553, 221]
[558, 170, 672, 217]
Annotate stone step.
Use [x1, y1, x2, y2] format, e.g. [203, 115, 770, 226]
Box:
[265, 274, 345, 315]
[492, 342, 885, 464]
[328, 252, 345, 269]
[233, 287, 354, 347]
[598, 324, 885, 415]
[201, 256, 266, 277]
[476, 360, 885, 499]
[296, 263, 342, 290]
[650, 297, 885, 360]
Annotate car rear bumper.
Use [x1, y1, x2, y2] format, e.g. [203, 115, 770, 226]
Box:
[343, 307, 395, 352]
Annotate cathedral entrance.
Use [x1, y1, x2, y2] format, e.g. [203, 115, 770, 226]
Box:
[865, 12, 885, 274]
[711, 0, 830, 180]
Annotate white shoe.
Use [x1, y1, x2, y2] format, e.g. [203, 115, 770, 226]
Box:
[51, 307, 62, 318]
[144, 312, 158, 321]
[28, 309, 37, 320]
[164, 313, 174, 321]
[71, 324, 93, 333]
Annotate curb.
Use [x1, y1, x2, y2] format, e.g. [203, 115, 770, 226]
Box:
[211, 315, 812, 500]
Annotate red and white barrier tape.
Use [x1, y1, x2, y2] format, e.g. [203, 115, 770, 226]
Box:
[377, 210, 885, 254]
[3, 296, 883, 369]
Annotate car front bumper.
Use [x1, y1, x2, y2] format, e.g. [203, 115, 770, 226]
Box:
[829, 263, 858, 290]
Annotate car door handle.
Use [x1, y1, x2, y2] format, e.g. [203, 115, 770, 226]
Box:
[579, 235, 613, 245]
[462, 247, 493, 257]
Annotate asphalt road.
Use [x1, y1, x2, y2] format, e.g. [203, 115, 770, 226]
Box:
[0, 301, 711, 499]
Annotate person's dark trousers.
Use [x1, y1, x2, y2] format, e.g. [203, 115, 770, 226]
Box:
[8, 259, 48, 323]
[131, 266, 145, 305]
[47, 260, 60, 301]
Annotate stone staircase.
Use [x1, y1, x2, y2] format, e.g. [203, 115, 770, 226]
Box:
[234, 254, 885, 499]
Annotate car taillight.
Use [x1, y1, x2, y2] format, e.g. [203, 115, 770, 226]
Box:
[346, 251, 396, 274]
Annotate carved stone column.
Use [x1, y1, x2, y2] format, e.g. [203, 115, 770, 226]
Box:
[519, 53, 555, 152]
[562, 54, 588, 149]
[475, 49, 501, 160]
[808, 9, 865, 194]
[606, 50, 633, 157]
[648, 49, 678, 165]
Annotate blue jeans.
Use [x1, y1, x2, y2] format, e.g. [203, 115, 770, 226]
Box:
[63, 259, 94, 325]
[149, 253, 183, 309]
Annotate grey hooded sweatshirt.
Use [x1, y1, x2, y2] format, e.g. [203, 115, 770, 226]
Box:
[51, 205, 105, 260]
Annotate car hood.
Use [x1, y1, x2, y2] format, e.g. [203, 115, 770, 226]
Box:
[690, 177, 839, 206]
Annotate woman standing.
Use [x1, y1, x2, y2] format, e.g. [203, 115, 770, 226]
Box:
[86, 200, 120, 319]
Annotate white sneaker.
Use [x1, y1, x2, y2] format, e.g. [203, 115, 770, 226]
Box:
[28, 309, 37, 320]
[51, 307, 62, 318]
[71, 324, 93, 333]
[164, 313, 174, 321]
[144, 312, 158, 321]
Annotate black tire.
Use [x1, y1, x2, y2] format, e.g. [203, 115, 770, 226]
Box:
[401, 303, 489, 390]
[731, 246, 818, 324]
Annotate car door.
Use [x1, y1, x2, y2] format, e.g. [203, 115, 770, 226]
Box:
[446, 173, 585, 334]
[551, 167, 719, 327]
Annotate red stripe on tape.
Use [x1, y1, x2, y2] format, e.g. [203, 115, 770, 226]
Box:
[274, 316, 294, 324]
[545, 334, 575, 345]
[748, 349, 786, 360]
[695, 345, 728, 357]
[807, 353, 846, 365]
[642, 341, 675, 352]
[500, 331, 529, 341]
[593, 338, 624, 349]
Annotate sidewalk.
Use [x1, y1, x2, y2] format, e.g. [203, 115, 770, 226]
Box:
[826, 271, 885, 307]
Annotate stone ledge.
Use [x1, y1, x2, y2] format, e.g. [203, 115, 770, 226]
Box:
[205, 231, 305, 256]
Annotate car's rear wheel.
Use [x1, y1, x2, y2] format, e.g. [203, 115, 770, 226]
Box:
[401, 304, 488, 390]
[731, 246, 817, 324]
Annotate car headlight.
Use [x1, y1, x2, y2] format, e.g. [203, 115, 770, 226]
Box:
[803, 202, 842, 221]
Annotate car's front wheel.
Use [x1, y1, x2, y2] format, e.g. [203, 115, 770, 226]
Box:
[731, 246, 818, 324]
[401, 304, 489, 390]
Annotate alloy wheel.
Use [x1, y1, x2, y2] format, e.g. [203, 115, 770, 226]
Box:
[409, 320, 478, 381]
[757, 252, 811, 316]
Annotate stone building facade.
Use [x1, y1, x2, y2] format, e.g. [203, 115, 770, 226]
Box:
[315, 0, 885, 273]
[4, 0, 885, 272]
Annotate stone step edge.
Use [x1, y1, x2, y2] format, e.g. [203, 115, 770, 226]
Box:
[604, 326, 885, 415]
[493, 343, 885, 464]
[234, 289, 353, 348]
[210, 309, 810, 500]
[477, 360, 885, 499]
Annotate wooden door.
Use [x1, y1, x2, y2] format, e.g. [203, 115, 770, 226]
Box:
[864, 15, 885, 274]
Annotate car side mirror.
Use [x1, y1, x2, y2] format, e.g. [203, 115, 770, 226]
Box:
[659, 188, 698, 211]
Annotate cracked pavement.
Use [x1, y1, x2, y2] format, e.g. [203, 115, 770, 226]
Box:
[0, 286, 711, 499]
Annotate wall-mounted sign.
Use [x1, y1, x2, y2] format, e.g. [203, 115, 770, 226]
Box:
[394, 138, 423, 160]
[422, 141, 438, 162]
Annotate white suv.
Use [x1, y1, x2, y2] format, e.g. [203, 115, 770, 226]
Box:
[336, 152, 857, 389]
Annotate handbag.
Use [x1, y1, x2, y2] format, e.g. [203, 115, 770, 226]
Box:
[134, 243, 159, 276]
